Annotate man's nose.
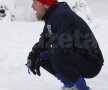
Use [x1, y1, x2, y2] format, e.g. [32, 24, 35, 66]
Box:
[32, 3, 34, 9]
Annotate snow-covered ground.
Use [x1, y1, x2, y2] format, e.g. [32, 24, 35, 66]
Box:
[0, 21, 62, 90]
[0, 19, 108, 90]
[0, 0, 108, 90]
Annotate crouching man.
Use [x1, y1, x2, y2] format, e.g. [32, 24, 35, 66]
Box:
[25, 0, 104, 90]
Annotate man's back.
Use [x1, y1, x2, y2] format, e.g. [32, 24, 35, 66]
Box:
[43, 2, 104, 66]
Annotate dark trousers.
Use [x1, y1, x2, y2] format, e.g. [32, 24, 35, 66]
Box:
[41, 52, 102, 82]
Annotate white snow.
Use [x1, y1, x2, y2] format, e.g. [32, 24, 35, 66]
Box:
[0, 0, 93, 24]
[0, 0, 108, 90]
[0, 19, 108, 90]
[0, 21, 62, 90]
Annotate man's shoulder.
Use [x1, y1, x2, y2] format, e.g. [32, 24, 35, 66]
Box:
[51, 2, 74, 19]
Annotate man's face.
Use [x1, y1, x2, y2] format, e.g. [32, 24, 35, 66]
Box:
[32, 0, 48, 20]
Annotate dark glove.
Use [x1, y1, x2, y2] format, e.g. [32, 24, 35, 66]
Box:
[25, 51, 41, 76]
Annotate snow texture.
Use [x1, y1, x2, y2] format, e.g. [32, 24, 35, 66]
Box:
[0, 0, 108, 90]
[0, 0, 93, 25]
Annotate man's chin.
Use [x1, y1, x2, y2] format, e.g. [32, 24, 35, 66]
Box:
[36, 15, 43, 21]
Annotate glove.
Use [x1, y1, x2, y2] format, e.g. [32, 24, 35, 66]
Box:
[26, 59, 36, 75]
[25, 51, 41, 76]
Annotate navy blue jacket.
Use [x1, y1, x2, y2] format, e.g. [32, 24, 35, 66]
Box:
[32, 2, 104, 66]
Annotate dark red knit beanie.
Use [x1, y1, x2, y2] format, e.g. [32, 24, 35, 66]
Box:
[37, 0, 57, 6]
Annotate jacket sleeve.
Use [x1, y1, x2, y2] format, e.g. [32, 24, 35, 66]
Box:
[32, 32, 51, 52]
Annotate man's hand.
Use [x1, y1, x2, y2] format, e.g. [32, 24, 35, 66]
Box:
[25, 51, 41, 76]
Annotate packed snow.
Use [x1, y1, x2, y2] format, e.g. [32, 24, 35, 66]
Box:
[0, 0, 108, 90]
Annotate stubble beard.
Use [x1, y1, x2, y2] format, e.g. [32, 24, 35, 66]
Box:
[36, 12, 43, 21]
[36, 15, 42, 21]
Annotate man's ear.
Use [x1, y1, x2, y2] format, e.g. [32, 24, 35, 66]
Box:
[44, 4, 50, 9]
